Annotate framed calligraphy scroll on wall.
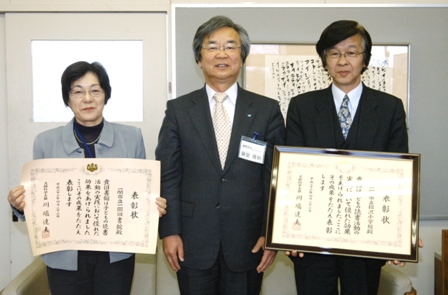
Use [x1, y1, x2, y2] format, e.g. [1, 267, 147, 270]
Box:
[245, 44, 409, 121]
[266, 146, 420, 262]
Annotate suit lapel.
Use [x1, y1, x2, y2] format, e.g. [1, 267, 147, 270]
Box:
[315, 87, 338, 147]
[354, 87, 379, 149]
[188, 88, 223, 172]
[223, 87, 254, 172]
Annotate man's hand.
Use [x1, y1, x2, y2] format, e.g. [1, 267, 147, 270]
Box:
[284, 250, 305, 258]
[162, 235, 184, 272]
[252, 236, 277, 273]
[387, 238, 424, 267]
[156, 197, 167, 217]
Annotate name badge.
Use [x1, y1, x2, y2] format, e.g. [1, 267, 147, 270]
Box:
[238, 135, 267, 164]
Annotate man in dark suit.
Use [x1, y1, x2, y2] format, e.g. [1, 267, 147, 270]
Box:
[285, 20, 408, 295]
[156, 15, 285, 295]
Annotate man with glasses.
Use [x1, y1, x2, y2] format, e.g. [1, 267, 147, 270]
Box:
[285, 20, 409, 294]
[156, 15, 285, 295]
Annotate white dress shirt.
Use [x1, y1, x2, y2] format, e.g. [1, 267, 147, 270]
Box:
[332, 82, 363, 120]
[206, 82, 237, 128]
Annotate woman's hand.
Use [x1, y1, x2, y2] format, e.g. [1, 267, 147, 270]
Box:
[8, 185, 26, 211]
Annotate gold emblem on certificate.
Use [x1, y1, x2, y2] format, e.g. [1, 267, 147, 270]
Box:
[86, 163, 98, 172]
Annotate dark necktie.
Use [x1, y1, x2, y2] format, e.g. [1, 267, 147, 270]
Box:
[338, 94, 352, 140]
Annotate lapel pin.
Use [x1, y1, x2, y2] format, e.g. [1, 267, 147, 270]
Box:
[246, 113, 252, 118]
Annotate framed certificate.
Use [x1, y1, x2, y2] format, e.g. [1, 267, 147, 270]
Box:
[266, 146, 420, 262]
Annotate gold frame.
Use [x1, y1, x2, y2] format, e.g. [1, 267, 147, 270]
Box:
[266, 146, 420, 262]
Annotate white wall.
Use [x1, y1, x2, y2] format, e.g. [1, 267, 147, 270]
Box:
[400, 220, 448, 294]
[0, 1, 447, 295]
[0, 0, 447, 11]
[0, 14, 11, 290]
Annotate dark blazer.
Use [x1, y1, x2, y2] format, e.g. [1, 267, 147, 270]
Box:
[286, 84, 408, 153]
[156, 85, 285, 272]
[285, 83, 408, 292]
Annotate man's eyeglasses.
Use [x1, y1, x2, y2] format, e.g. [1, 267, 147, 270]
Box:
[326, 51, 365, 60]
[202, 43, 241, 54]
[70, 87, 104, 99]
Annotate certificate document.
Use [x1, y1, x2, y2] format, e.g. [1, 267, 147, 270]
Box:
[21, 158, 160, 256]
[266, 146, 420, 262]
